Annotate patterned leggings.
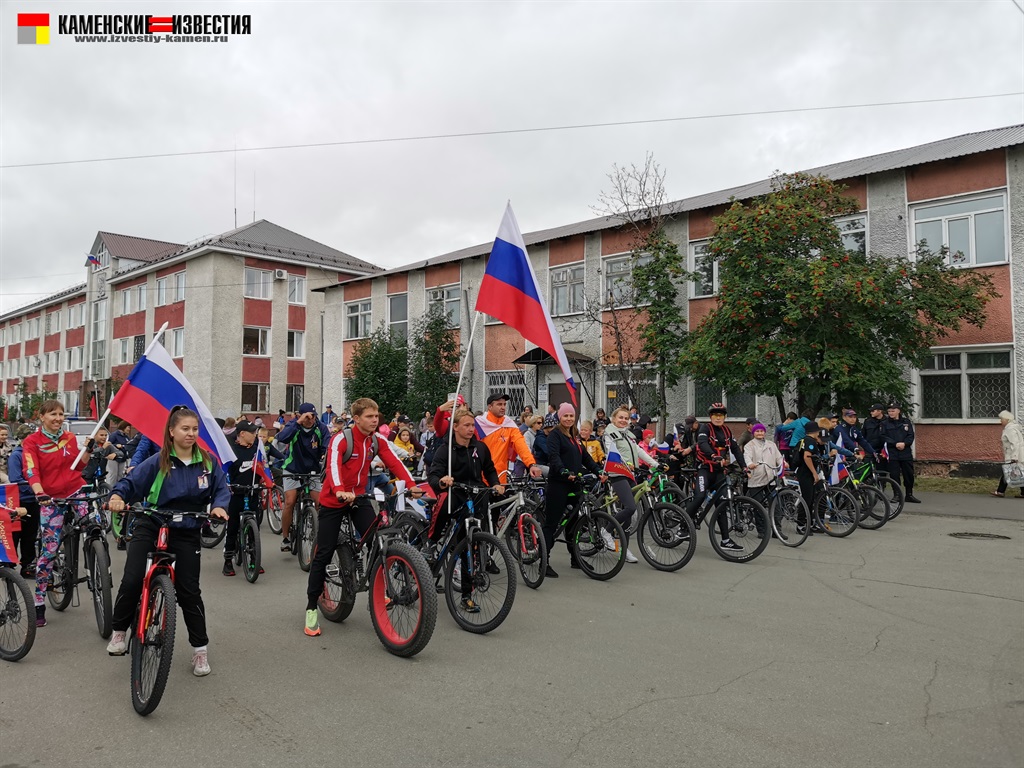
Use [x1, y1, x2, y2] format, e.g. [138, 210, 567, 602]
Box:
[35, 501, 86, 607]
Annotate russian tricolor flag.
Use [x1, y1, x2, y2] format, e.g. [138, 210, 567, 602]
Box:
[253, 437, 276, 489]
[604, 449, 635, 483]
[475, 203, 577, 406]
[106, 340, 236, 465]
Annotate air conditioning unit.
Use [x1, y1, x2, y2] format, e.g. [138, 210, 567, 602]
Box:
[274, 269, 288, 280]
[428, 289, 444, 302]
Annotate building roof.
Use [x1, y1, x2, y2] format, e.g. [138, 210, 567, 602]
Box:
[325, 123, 1024, 286]
[0, 282, 86, 323]
[97, 232, 182, 263]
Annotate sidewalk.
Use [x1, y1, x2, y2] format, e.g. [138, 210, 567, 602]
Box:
[910, 490, 1024, 522]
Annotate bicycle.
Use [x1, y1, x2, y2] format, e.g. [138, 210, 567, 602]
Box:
[483, 477, 548, 589]
[46, 491, 114, 638]
[284, 473, 319, 572]
[622, 466, 688, 537]
[746, 466, 810, 549]
[841, 459, 892, 531]
[805, 460, 861, 538]
[226, 483, 264, 583]
[602, 473, 696, 572]
[119, 504, 212, 716]
[864, 461, 905, 520]
[265, 484, 285, 535]
[680, 464, 771, 563]
[0, 508, 36, 662]
[316, 493, 437, 657]
[398, 483, 517, 633]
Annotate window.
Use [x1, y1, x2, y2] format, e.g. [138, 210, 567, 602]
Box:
[551, 265, 585, 316]
[67, 304, 84, 328]
[171, 328, 185, 358]
[66, 346, 83, 371]
[836, 214, 867, 256]
[118, 338, 131, 365]
[287, 275, 306, 305]
[134, 335, 146, 362]
[90, 301, 106, 378]
[244, 267, 272, 299]
[286, 384, 305, 412]
[605, 254, 653, 306]
[486, 371, 527, 418]
[912, 193, 1006, 267]
[691, 242, 716, 298]
[605, 369, 658, 417]
[0, 328, 4, 346]
[95, 246, 110, 268]
[693, 382, 756, 419]
[173, 272, 186, 302]
[242, 327, 270, 356]
[156, 278, 167, 306]
[25, 318, 40, 340]
[287, 330, 305, 359]
[45, 311, 61, 336]
[919, 349, 1012, 420]
[346, 301, 372, 339]
[9, 324, 20, 343]
[427, 286, 460, 328]
[241, 383, 270, 412]
[121, 289, 132, 315]
[136, 284, 147, 312]
[388, 294, 408, 339]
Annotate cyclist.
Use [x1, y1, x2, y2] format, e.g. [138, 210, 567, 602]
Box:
[475, 393, 543, 486]
[835, 408, 875, 459]
[743, 423, 785, 504]
[222, 419, 264, 577]
[305, 397, 421, 637]
[795, 423, 827, 531]
[603, 406, 656, 564]
[683, 402, 745, 551]
[8, 424, 40, 578]
[21, 399, 86, 627]
[427, 406, 506, 611]
[105, 406, 230, 676]
[276, 403, 328, 553]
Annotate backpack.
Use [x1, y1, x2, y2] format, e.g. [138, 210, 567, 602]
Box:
[341, 427, 379, 464]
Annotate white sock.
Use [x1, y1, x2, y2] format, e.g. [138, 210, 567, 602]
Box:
[192, 645, 207, 654]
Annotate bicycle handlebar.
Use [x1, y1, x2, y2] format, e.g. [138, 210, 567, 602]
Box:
[125, 503, 213, 522]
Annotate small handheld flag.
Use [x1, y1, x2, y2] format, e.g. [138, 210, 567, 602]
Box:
[604, 449, 635, 483]
[253, 438, 276, 489]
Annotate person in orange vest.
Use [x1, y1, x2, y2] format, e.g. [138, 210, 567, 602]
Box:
[475, 393, 543, 489]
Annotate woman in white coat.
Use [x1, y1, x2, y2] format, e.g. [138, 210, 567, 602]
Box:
[743, 423, 785, 504]
[992, 410, 1024, 499]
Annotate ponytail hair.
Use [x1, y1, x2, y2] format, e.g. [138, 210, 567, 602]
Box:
[159, 405, 211, 474]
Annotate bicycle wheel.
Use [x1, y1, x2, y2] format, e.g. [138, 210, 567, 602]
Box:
[47, 537, 74, 611]
[444, 531, 516, 634]
[814, 487, 860, 538]
[297, 502, 317, 572]
[89, 539, 113, 638]
[770, 489, 809, 548]
[392, 511, 429, 549]
[636, 502, 697, 572]
[656, 481, 689, 509]
[240, 518, 262, 583]
[504, 512, 547, 589]
[319, 543, 357, 623]
[874, 473, 906, 520]
[368, 541, 437, 656]
[855, 485, 891, 531]
[266, 487, 284, 535]
[131, 573, 177, 716]
[0, 567, 36, 662]
[708, 496, 771, 563]
[199, 519, 226, 549]
[570, 509, 626, 581]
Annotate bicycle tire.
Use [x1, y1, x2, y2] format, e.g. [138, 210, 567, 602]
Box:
[656, 481, 689, 509]
[368, 541, 436, 656]
[266, 487, 284, 534]
[814, 486, 860, 537]
[89, 539, 113, 638]
[855, 485, 891, 530]
[770, 488, 809, 548]
[131, 573, 176, 716]
[444, 531, 516, 634]
[199, 519, 226, 549]
[0, 567, 36, 662]
[570, 509, 626, 581]
[297, 502, 317, 572]
[636, 502, 697, 572]
[874, 473, 906, 520]
[319, 543, 357, 622]
[241, 518, 262, 583]
[392, 511, 429, 548]
[47, 537, 74, 611]
[708, 496, 771, 563]
[504, 512, 547, 589]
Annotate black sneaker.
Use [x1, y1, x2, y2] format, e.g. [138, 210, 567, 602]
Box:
[544, 565, 559, 578]
[222, 559, 236, 577]
[280, 538, 291, 552]
[460, 596, 480, 614]
[485, 561, 500, 575]
[116, 537, 127, 551]
[720, 539, 743, 551]
[905, 495, 922, 504]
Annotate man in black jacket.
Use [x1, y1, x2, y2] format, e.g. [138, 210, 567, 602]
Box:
[880, 403, 920, 503]
[862, 403, 887, 458]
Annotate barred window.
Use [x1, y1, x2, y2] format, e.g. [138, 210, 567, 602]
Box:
[486, 371, 527, 419]
[693, 382, 756, 419]
[919, 349, 1012, 420]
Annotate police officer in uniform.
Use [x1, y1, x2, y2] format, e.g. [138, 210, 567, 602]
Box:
[880, 402, 920, 503]
[862, 403, 887, 461]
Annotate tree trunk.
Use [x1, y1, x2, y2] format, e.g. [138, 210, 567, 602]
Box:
[775, 393, 787, 424]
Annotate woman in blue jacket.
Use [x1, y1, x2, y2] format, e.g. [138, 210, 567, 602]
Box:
[106, 406, 229, 676]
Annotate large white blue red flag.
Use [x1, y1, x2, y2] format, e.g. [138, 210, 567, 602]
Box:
[475, 203, 577, 406]
[107, 340, 236, 465]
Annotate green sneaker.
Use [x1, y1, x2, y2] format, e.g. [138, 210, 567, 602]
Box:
[304, 609, 321, 637]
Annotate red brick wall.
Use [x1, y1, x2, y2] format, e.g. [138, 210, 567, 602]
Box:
[687, 297, 717, 330]
[24, 339, 39, 357]
[549, 235, 585, 266]
[425, 262, 460, 288]
[485, 324, 524, 370]
[245, 256, 284, 272]
[906, 150, 1007, 202]
[65, 328, 85, 347]
[601, 226, 650, 256]
[916, 423, 1003, 462]
[287, 360, 304, 384]
[156, 264, 185, 278]
[154, 303, 185, 330]
[243, 299, 273, 326]
[688, 205, 730, 240]
[342, 340, 359, 377]
[242, 357, 271, 382]
[601, 308, 648, 365]
[344, 281, 372, 301]
[42, 373, 59, 391]
[387, 274, 408, 294]
[836, 176, 868, 209]
[113, 313, 146, 338]
[43, 333, 62, 352]
[64, 370, 82, 390]
[117, 276, 146, 290]
[931, 265, 1013, 345]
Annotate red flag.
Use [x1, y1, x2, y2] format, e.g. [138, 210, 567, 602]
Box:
[89, 392, 99, 420]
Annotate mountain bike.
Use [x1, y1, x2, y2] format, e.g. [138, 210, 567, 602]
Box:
[601, 474, 696, 571]
[120, 505, 212, 716]
[746, 467, 810, 549]
[865, 461, 905, 520]
[680, 464, 771, 563]
[317, 493, 436, 657]
[284, 473, 319, 572]
[486, 477, 548, 589]
[621, 466, 688, 537]
[227, 484, 263, 583]
[841, 460, 892, 531]
[807, 463, 861, 538]
[265, 485, 285, 535]
[47, 491, 114, 638]
[0, 508, 36, 662]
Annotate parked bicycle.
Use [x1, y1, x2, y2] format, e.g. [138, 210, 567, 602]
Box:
[602, 472, 696, 572]
[481, 477, 548, 589]
[841, 459, 892, 531]
[0, 508, 36, 662]
[226, 483, 264, 583]
[679, 464, 772, 563]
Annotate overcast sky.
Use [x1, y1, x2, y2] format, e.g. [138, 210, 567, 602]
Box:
[1, 0, 1022, 314]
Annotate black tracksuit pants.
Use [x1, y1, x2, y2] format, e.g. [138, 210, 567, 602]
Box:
[306, 499, 376, 610]
[888, 458, 915, 496]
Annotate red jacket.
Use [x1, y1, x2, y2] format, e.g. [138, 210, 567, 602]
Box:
[21, 429, 86, 499]
[320, 427, 416, 509]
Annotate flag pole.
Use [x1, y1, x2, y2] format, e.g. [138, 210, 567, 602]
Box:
[445, 311, 483, 518]
[71, 322, 170, 470]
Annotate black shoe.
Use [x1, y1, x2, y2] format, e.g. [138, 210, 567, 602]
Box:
[460, 596, 480, 614]
[905, 495, 922, 504]
[485, 561, 500, 575]
[222, 559, 236, 577]
[280, 538, 291, 552]
[544, 565, 559, 578]
[570, 561, 581, 570]
[720, 539, 743, 551]
[116, 538, 127, 551]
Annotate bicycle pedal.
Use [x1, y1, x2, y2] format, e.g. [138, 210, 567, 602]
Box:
[325, 565, 340, 578]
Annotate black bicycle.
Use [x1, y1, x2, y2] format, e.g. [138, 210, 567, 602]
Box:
[679, 464, 772, 563]
[0, 508, 36, 662]
[226, 483, 264, 583]
[285, 473, 319, 572]
[317, 494, 437, 657]
[47, 491, 114, 638]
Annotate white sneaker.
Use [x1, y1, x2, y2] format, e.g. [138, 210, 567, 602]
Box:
[106, 631, 127, 656]
[625, 548, 638, 564]
[191, 648, 211, 677]
[599, 528, 618, 552]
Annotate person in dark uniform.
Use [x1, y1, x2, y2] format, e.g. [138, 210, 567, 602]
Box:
[862, 403, 887, 460]
[880, 402, 920, 503]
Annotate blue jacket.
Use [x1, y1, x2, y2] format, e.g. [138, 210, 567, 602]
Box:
[276, 420, 327, 474]
[130, 435, 160, 468]
[775, 417, 813, 445]
[113, 450, 230, 529]
[7, 446, 36, 504]
[835, 421, 875, 456]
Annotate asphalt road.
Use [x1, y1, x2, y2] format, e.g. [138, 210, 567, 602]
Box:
[2, 506, 1022, 768]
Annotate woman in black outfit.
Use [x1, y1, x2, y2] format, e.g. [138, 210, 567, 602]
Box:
[542, 403, 605, 578]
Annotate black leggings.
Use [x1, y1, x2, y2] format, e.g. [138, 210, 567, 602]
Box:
[684, 468, 729, 540]
[306, 500, 376, 610]
[542, 481, 578, 563]
[608, 477, 636, 534]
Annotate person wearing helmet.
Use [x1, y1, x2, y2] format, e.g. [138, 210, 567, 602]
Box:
[684, 403, 745, 550]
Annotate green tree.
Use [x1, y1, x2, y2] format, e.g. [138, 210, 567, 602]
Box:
[405, 304, 460, 416]
[678, 172, 996, 415]
[347, 326, 409, 418]
[16, 382, 58, 421]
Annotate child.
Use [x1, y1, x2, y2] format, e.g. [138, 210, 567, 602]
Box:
[580, 421, 605, 466]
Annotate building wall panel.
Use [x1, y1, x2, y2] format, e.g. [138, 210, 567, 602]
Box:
[288, 305, 305, 331]
[425, 262, 460, 288]
[243, 298, 273, 327]
[549, 235, 586, 266]
[387, 274, 408, 293]
[242, 357, 271, 382]
[906, 149, 1007, 202]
